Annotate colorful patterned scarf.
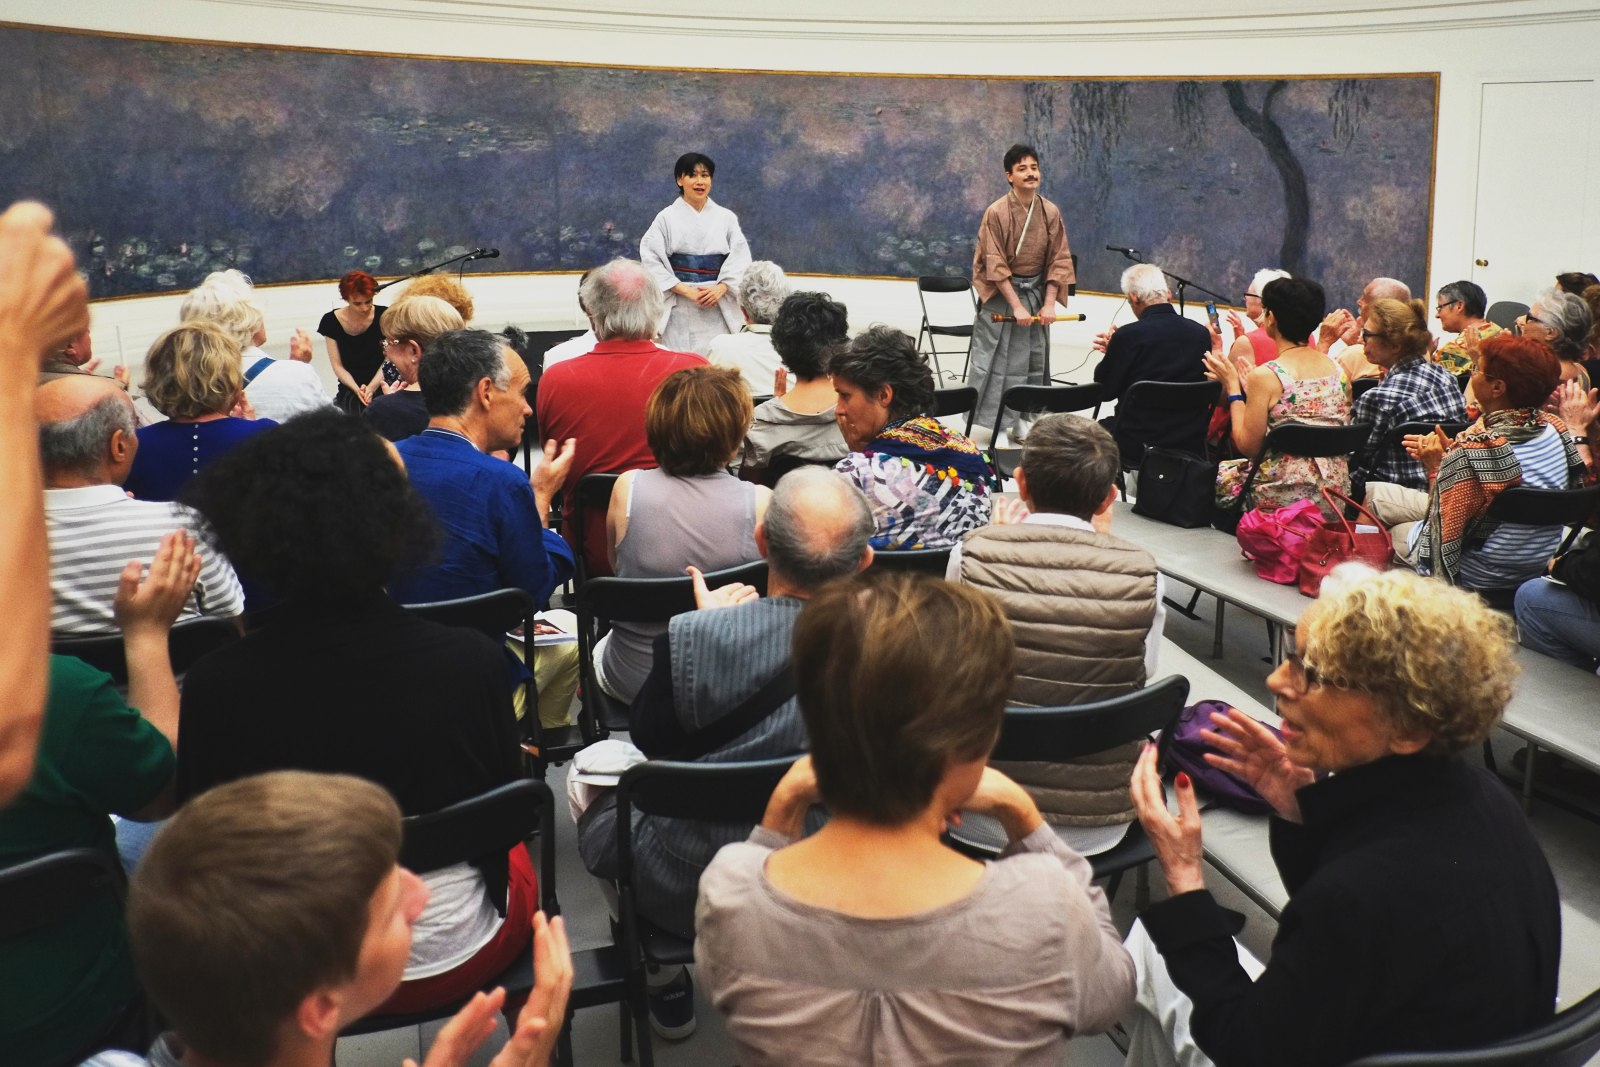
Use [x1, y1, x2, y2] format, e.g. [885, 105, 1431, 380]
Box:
[867, 415, 995, 489]
[1419, 407, 1584, 581]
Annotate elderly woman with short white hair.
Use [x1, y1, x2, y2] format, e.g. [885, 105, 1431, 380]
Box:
[706, 260, 791, 395]
[179, 269, 329, 424]
[1522, 286, 1594, 397]
[1225, 267, 1292, 373]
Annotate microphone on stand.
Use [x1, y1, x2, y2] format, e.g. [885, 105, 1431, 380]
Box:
[465, 247, 501, 261]
[1105, 244, 1141, 259]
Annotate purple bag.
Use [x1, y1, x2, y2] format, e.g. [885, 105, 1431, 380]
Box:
[1162, 700, 1282, 815]
[1235, 498, 1324, 584]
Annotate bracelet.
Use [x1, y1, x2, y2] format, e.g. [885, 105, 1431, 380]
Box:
[1228, 393, 1246, 404]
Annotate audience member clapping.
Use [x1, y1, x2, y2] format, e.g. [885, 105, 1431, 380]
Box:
[1126, 565, 1559, 1067]
[1318, 276, 1409, 382]
[179, 269, 328, 424]
[1205, 277, 1351, 515]
[1521, 287, 1593, 397]
[597, 365, 769, 703]
[0, 531, 195, 1065]
[706, 259, 790, 394]
[124, 321, 278, 502]
[696, 573, 1134, 1065]
[740, 290, 850, 483]
[1432, 279, 1503, 376]
[174, 410, 541, 1019]
[831, 325, 993, 548]
[1349, 297, 1467, 492]
[1368, 334, 1584, 589]
[1226, 267, 1291, 372]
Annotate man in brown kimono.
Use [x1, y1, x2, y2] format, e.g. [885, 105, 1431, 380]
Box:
[966, 143, 1076, 441]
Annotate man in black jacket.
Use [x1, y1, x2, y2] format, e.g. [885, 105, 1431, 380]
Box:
[1092, 262, 1212, 464]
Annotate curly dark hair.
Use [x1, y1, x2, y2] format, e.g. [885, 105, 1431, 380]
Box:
[826, 325, 934, 423]
[182, 410, 439, 602]
[770, 291, 849, 380]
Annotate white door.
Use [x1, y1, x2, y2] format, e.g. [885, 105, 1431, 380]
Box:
[1472, 80, 1593, 306]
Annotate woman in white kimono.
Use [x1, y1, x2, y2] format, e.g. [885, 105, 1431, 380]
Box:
[640, 152, 752, 355]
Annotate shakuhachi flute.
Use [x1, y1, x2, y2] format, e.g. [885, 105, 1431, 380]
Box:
[989, 313, 1089, 323]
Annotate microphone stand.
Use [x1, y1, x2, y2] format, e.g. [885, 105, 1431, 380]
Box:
[1162, 270, 1229, 314]
[376, 249, 493, 292]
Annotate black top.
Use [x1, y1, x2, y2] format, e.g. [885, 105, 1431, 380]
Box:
[365, 389, 430, 442]
[175, 590, 521, 904]
[1141, 754, 1561, 1067]
[317, 306, 388, 394]
[1093, 303, 1211, 461]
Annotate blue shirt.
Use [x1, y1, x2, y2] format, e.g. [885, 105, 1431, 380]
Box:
[390, 429, 575, 607]
[125, 416, 278, 502]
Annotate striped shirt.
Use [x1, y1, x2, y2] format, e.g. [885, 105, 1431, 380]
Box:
[45, 484, 245, 635]
[1456, 425, 1574, 589]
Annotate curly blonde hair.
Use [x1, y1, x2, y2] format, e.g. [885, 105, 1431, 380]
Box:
[1303, 565, 1516, 755]
[142, 322, 244, 420]
[402, 275, 475, 322]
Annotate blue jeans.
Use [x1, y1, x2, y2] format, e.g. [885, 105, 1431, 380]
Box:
[1515, 577, 1600, 671]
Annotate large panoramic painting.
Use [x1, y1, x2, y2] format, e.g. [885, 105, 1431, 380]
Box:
[0, 26, 1436, 307]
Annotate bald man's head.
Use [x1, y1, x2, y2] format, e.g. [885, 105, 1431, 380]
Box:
[37, 374, 138, 486]
[760, 468, 874, 593]
[1361, 277, 1411, 314]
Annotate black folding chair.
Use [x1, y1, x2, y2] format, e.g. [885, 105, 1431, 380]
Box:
[405, 589, 595, 774]
[1485, 301, 1529, 332]
[1470, 484, 1600, 611]
[614, 757, 797, 1067]
[342, 780, 629, 1066]
[1117, 379, 1223, 459]
[0, 848, 153, 1064]
[1217, 422, 1375, 534]
[1351, 377, 1381, 402]
[576, 561, 769, 735]
[915, 275, 977, 383]
[933, 385, 978, 437]
[567, 472, 621, 592]
[869, 546, 953, 577]
[1344, 984, 1600, 1066]
[1387, 420, 1472, 448]
[990, 382, 1102, 479]
[51, 615, 240, 684]
[948, 675, 1190, 906]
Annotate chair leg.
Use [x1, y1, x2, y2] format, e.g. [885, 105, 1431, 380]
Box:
[1212, 599, 1226, 659]
[1522, 743, 1538, 815]
[618, 998, 633, 1063]
[1482, 736, 1498, 776]
[1103, 870, 1125, 905]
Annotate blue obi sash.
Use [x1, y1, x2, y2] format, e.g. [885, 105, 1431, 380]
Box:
[668, 252, 727, 284]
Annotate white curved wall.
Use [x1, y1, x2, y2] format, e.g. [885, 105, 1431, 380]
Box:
[7, 0, 1600, 389]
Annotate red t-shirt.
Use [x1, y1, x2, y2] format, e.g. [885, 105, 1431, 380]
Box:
[536, 339, 708, 577]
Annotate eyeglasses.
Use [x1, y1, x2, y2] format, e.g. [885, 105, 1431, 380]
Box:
[1436, 300, 1461, 313]
[1514, 314, 1550, 336]
[1243, 292, 1260, 301]
[1359, 329, 1382, 342]
[1282, 649, 1322, 694]
[381, 337, 406, 349]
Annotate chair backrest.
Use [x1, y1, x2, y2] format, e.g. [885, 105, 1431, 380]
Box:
[933, 385, 978, 436]
[614, 757, 796, 883]
[1387, 420, 1471, 447]
[51, 615, 241, 685]
[869, 546, 953, 576]
[404, 587, 535, 638]
[1260, 421, 1374, 458]
[577, 560, 769, 627]
[0, 847, 126, 940]
[568, 471, 622, 585]
[1485, 484, 1600, 527]
[398, 779, 558, 916]
[765, 453, 839, 483]
[1122, 380, 1222, 413]
[1351, 377, 1380, 402]
[990, 675, 1190, 762]
[1343, 985, 1600, 1066]
[918, 275, 974, 297]
[997, 383, 1102, 421]
[1485, 301, 1529, 331]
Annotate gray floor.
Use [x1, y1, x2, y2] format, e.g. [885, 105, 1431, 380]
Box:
[337, 569, 1600, 1066]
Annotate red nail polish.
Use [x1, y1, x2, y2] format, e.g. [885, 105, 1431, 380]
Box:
[1176, 771, 1192, 789]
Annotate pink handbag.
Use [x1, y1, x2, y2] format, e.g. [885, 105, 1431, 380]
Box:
[1236, 498, 1325, 584]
